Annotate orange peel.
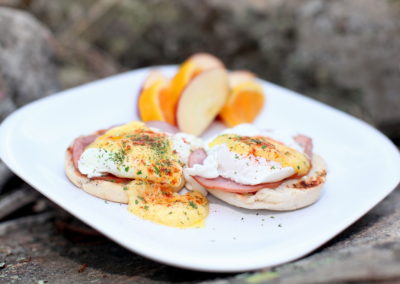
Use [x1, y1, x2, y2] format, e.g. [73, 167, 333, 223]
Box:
[220, 71, 265, 127]
[138, 71, 168, 122]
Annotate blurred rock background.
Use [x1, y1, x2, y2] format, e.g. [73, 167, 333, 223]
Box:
[1, 0, 400, 141]
[0, 0, 399, 283]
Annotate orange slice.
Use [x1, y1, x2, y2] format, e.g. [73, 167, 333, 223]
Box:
[220, 71, 265, 127]
[138, 71, 168, 122]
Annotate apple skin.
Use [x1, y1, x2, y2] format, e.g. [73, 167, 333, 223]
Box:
[165, 53, 225, 125]
[188, 53, 224, 71]
[176, 67, 229, 136]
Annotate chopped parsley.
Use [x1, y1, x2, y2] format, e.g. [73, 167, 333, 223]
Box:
[110, 149, 126, 165]
[189, 201, 198, 209]
[135, 200, 139, 205]
[250, 138, 263, 145]
[124, 166, 129, 172]
[123, 186, 128, 191]
[153, 165, 161, 176]
[144, 205, 149, 210]
[136, 170, 142, 175]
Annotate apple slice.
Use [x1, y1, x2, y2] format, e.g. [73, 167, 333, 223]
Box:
[188, 53, 224, 70]
[161, 53, 224, 125]
[176, 68, 229, 136]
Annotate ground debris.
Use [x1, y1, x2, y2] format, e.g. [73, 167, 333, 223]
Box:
[0, 187, 39, 220]
[78, 263, 88, 273]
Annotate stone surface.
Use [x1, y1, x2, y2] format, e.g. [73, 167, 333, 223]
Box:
[0, 7, 59, 192]
[0, 1, 399, 283]
[0, 7, 59, 108]
[0, 185, 399, 283]
[24, 0, 400, 132]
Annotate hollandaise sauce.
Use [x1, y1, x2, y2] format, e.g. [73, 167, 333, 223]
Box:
[209, 134, 311, 177]
[126, 181, 208, 228]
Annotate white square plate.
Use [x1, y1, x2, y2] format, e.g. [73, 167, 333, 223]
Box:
[1, 66, 399, 272]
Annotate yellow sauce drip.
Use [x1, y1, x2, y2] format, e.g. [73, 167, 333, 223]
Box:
[126, 181, 208, 229]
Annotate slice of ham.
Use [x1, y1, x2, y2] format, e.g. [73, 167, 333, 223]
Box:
[194, 175, 284, 193]
[188, 134, 313, 194]
[70, 129, 131, 184]
[294, 134, 313, 158]
[71, 129, 106, 169]
[188, 149, 284, 193]
[145, 121, 179, 134]
[90, 175, 131, 183]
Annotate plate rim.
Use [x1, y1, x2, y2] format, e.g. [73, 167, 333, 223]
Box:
[0, 65, 399, 272]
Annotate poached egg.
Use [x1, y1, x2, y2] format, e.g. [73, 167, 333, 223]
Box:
[185, 124, 311, 186]
[77, 121, 208, 228]
[78, 121, 202, 187]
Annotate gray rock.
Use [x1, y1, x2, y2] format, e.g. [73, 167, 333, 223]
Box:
[0, 7, 59, 107]
[27, 0, 400, 131]
[0, 160, 13, 192]
[289, 0, 400, 126]
[0, 7, 60, 191]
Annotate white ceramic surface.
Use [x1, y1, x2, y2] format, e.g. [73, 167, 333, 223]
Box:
[0, 66, 399, 272]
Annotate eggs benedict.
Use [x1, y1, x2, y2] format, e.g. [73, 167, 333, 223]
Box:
[184, 124, 327, 210]
[65, 121, 208, 228]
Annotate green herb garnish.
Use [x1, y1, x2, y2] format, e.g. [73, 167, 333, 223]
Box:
[153, 165, 160, 175]
[189, 201, 198, 209]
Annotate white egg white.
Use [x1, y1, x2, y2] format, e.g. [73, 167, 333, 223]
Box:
[185, 124, 304, 186]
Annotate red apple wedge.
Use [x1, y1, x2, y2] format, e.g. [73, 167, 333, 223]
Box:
[162, 53, 224, 125]
[176, 68, 229, 136]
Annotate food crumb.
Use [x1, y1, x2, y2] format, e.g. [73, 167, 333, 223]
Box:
[78, 263, 88, 273]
